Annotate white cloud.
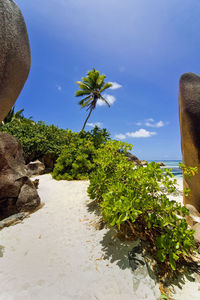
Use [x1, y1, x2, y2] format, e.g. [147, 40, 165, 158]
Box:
[126, 128, 157, 138]
[136, 122, 142, 126]
[56, 84, 62, 92]
[115, 133, 126, 140]
[115, 128, 157, 139]
[145, 120, 165, 128]
[146, 118, 154, 122]
[97, 99, 106, 106]
[109, 82, 122, 90]
[87, 122, 102, 128]
[97, 94, 116, 106]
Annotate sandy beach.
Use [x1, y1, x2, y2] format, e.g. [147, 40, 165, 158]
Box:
[0, 174, 160, 300]
[0, 174, 200, 300]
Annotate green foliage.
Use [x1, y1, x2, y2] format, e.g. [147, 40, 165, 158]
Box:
[160, 294, 168, 300]
[179, 163, 198, 197]
[2, 106, 25, 124]
[79, 126, 110, 149]
[179, 163, 198, 178]
[51, 126, 110, 180]
[52, 139, 96, 180]
[88, 141, 196, 271]
[88, 140, 133, 202]
[0, 117, 110, 168]
[75, 68, 112, 130]
[0, 118, 71, 163]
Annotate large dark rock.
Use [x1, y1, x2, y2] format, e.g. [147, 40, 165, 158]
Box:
[0, 0, 31, 122]
[0, 133, 40, 220]
[179, 73, 200, 211]
[16, 178, 40, 211]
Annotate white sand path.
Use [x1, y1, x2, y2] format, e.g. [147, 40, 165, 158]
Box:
[0, 174, 160, 300]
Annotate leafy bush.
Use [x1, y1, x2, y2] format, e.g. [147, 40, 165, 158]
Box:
[88, 141, 196, 271]
[0, 117, 110, 168]
[52, 139, 96, 180]
[0, 118, 71, 163]
[52, 126, 110, 180]
[88, 140, 134, 201]
[179, 162, 198, 178]
[79, 126, 110, 149]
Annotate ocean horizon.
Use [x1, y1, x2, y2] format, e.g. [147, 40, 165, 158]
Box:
[149, 160, 182, 179]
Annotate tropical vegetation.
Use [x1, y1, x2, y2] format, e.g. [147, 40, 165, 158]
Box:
[1, 106, 25, 124]
[52, 127, 110, 180]
[88, 141, 196, 272]
[75, 69, 112, 130]
[0, 115, 110, 167]
[1, 107, 197, 276]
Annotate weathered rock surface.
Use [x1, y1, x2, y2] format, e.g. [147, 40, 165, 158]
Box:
[32, 178, 39, 189]
[185, 204, 200, 227]
[192, 223, 200, 243]
[0, 212, 29, 229]
[0, 0, 31, 122]
[16, 179, 40, 211]
[27, 160, 45, 176]
[0, 132, 40, 219]
[125, 152, 140, 165]
[179, 73, 200, 211]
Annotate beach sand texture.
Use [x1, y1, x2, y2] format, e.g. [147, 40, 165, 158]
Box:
[0, 174, 159, 300]
[0, 174, 200, 300]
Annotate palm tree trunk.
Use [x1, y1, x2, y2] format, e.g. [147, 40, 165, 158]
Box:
[82, 107, 93, 131]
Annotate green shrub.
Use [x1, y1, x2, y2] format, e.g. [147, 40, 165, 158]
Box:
[0, 119, 72, 163]
[88, 140, 196, 271]
[52, 138, 96, 180]
[0, 118, 110, 167]
[88, 140, 134, 201]
[79, 126, 110, 149]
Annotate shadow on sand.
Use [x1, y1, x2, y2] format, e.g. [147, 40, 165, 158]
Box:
[100, 227, 140, 270]
[87, 198, 200, 298]
[87, 200, 144, 271]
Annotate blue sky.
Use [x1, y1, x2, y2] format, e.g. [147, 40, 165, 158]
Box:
[15, 0, 200, 160]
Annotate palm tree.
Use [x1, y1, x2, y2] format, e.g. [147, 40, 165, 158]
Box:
[1, 106, 25, 124]
[75, 69, 112, 131]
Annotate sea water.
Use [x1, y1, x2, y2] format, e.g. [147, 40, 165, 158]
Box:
[150, 160, 182, 179]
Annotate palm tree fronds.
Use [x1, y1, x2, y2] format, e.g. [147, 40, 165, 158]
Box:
[2, 107, 15, 124]
[15, 109, 24, 118]
[75, 68, 113, 130]
[100, 82, 112, 92]
[81, 98, 92, 108]
[78, 95, 91, 106]
[96, 75, 106, 88]
[75, 81, 91, 91]
[81, 77, 94, 89]
[75, 90, 91, 97]
[100, 96, 111, 107]
[87, 69, 100, 85]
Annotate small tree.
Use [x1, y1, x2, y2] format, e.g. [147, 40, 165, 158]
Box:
[75, 69, 112, 131]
